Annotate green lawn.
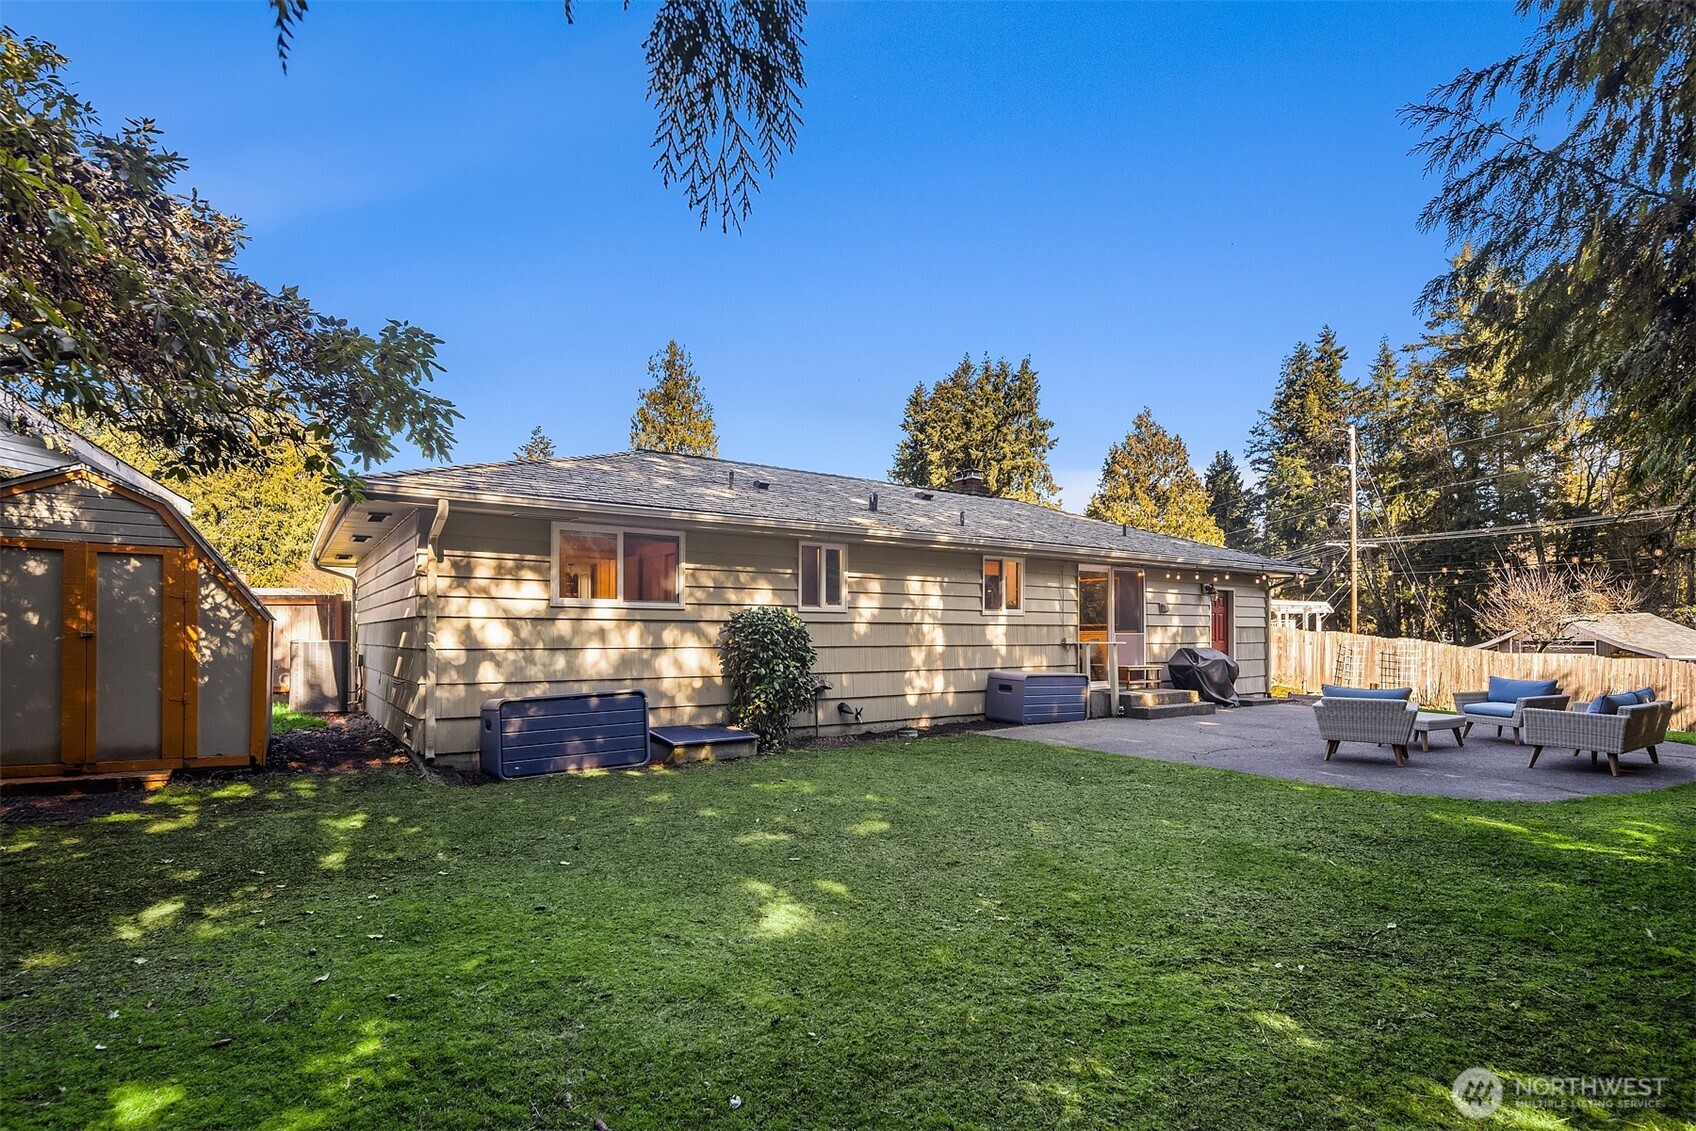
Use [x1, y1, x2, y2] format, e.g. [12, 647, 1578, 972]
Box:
[3, 738, 1693, 1130]
[270, 704, 329, 735]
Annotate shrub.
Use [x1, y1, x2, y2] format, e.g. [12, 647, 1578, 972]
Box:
[718, 606, 818, 751]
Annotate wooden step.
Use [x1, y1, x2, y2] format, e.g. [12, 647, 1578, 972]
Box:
[0, 771, 173, 796]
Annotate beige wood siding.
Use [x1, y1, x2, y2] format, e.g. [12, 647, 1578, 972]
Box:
[353, 512, 426, 747]
[415, 512, 1076, 755]
[1144, 571, 1271, 695]
[0, 479, 184, 546]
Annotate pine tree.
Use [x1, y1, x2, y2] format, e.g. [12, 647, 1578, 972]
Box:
[1203, 450, 1257, 551]
[515, 426, 556, 461]
[890, 354, 1059, 504]
[630, 341, 719, 457]
[1086, 408, 1223, 545]
[1248, 328, 1355, 557]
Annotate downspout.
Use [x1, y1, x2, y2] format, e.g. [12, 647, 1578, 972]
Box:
[420, 499, 450, 762]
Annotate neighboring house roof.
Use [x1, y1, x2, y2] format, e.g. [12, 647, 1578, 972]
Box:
[0, 464, 270, 620]
[315, 450, 1309, 575]
[1478, 613, 1696, 661]
[0, 390, 193, 516]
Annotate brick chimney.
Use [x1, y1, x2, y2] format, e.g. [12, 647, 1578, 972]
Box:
[949, 469, 990, 496]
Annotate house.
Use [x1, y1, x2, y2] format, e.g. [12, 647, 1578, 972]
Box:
[0, 397, 271, 781]
[1477, 613, 1696, 662]
[311, 451, 1309, 765]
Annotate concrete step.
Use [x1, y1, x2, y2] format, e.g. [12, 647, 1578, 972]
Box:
[1121, 689, 1201, 708]
[1124, 701, 1216, 720]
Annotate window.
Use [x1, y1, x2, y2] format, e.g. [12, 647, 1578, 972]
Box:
[983, 556, 1023, 613]
[799, 543, 845, 610]
[551, 524, 683, 606]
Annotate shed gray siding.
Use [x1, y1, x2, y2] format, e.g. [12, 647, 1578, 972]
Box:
[0, 479, 184, 546]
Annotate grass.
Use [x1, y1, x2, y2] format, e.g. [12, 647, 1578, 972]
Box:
[3, 737, 1693, 1130]
[1670, 730, 1695, 745]
[270, 705, 329, 734]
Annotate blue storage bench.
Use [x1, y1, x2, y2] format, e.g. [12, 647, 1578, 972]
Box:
[985, 670, 1089, 724]
[649, 725, 759, 765]
[479, 690, 649, 779]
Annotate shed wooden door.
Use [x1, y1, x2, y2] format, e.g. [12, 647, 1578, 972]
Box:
[0, 542, 193, 775]
[1210, 591, 1233, 655]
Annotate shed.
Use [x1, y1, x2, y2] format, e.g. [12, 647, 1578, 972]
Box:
[0, 466, 271, 780]
[1476, 613, 1696, 662]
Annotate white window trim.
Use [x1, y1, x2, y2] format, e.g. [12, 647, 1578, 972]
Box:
[982, 554, 1026, 615]
[550, 522, 686, 608]
[798, 541, 848, 612]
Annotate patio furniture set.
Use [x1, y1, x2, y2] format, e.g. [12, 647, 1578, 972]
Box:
[1312, 676, 1674, 776]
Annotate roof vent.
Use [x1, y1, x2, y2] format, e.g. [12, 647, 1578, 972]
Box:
[753, 479, 772, 490]
[915, 490, 934, 501]
[367, 511, 391, 522]
[949, 469, 989, 496]
[869, 492, 878, 512]
[351, 534, 371, 544]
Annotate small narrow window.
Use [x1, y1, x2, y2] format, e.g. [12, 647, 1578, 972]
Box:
[983, 556, 1024, 613]
[799, 543, 846, 610]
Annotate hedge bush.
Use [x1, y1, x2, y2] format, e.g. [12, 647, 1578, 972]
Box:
[718, 607, 818, 750]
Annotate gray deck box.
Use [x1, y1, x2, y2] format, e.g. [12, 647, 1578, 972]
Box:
[479, 690, 649, 779]
[985, 670, 1089, 724]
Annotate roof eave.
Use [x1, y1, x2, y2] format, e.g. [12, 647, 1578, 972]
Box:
[350, 481, 1313, 577]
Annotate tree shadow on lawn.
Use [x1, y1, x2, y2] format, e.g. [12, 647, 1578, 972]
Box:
[1, 736, 1692, 1129]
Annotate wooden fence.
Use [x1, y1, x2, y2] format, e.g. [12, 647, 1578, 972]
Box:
[1269, 626, 1695, 729]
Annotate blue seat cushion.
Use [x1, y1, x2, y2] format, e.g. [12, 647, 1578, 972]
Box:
[1626, 686, 1656, 704]
[1321, 684, 1412, 700]
[1461, 701, 1517, 719]
[1586, 693, 1639, 716]
[1488, 676, 1559, 703]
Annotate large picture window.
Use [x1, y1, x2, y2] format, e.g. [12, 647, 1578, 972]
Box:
[551, 524, 683, 606]
[983, 556, 1024, 613]
[799, 543, 845, 610]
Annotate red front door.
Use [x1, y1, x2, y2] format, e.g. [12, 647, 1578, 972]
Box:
[1210, 591, 1232, 655]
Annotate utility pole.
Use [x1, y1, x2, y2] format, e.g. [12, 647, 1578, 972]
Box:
[1348, 422, 1359, 634]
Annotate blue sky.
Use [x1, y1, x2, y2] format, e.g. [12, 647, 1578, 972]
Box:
[12, 1, 1531, 510]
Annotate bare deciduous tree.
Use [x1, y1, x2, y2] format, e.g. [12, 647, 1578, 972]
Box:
[1474, 564, 1635, 650]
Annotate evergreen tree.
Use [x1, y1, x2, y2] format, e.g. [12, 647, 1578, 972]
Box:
[890, 354, 1059, 504]
[1086, 408, 1223, 545]
[1202, 450, 1257, 552]
[515, 426, 556, 461]
[1247, 328, 1355, 558]
[1406, 0, 1696, 503]
[630, 341, 719, 457]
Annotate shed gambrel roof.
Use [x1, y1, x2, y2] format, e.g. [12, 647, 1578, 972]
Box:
[323, 450, 1307, 575]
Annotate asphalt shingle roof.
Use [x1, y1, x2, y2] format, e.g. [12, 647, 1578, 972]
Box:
[364, 450, 1304, 574]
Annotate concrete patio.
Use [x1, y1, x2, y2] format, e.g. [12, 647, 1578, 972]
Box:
[989, 700, 1696, 801]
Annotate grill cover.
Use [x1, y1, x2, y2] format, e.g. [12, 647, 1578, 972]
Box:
[1167, 647, 1240, 707]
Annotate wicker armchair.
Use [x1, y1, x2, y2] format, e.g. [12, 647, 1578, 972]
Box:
[1453, 687, 1571, 745]
[1313, 698, 1419, 767]
[1523, 701, 1673, 777]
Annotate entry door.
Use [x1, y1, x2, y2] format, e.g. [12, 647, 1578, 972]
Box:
[1211, 591, 1233, 655]
[1112, 569, 1147, 668]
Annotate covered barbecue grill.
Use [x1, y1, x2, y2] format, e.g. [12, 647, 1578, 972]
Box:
[1167, 647, 1240, 707]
